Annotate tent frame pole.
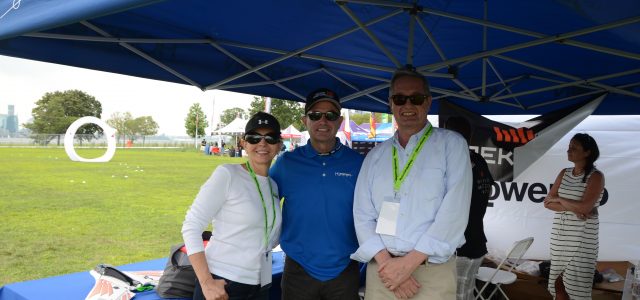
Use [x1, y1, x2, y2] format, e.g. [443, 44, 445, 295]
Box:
[205, 8, 404, 90]
[79, 21, 201, 89]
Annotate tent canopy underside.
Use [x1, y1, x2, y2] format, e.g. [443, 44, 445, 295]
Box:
[0, 0, 639, 115]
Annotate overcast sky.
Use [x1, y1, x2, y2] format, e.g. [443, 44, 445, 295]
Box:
[0, 55, 546, 137]
[0, 55, 255, 136]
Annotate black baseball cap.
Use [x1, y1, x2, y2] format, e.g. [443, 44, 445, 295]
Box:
[244, 112, 281, 135]
[305, 88, 341, 113]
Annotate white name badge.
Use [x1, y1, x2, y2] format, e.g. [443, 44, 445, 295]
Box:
[375, 201, 400, 236]
[260, 251, 272, 287]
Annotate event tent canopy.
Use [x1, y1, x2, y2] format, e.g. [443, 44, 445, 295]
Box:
[281, 125, 301, 139]
[0, 0, 638, 115]
[214, 117, 246, 135]
[339, 120, 368, 135]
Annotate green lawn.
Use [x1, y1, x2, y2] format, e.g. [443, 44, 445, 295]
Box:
[0, 147, 244, 286]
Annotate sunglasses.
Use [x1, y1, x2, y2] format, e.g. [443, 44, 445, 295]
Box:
[307, 111, 340, 121]
[244, 133, 281, 145]
[390, 94, 429, 106]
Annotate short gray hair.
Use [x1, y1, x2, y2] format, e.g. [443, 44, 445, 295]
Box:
[389, 66, 431, 97]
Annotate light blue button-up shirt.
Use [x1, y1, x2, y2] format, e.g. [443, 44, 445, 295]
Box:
[351, 123, 472, 264]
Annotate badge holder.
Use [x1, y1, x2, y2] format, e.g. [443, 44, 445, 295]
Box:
[260, 251, 272, 287]
[375, 196, 400, 236]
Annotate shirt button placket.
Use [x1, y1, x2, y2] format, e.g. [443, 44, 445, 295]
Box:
[322, 161, 326, 177]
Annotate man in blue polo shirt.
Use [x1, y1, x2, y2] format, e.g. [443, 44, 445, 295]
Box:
[270, 88, 364, 300]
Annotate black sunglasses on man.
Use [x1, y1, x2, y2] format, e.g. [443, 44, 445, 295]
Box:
[306, 111, 340, 121]
[390, 94, 429, 106]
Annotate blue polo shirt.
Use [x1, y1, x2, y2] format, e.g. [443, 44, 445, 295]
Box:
[269, 139, 364, 281]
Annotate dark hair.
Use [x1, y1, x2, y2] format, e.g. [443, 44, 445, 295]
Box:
[389, 66, 431, 97]
[571, 133, 600, 183]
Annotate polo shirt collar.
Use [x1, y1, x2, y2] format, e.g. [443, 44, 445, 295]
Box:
[301, 138, 344, 158]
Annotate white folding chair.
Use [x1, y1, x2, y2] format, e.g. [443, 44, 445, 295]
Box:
[474, 237, 534, 300]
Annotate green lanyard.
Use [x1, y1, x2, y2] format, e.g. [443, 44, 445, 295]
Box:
[245, 162, 277, 248]
[392, 124, 433, 192]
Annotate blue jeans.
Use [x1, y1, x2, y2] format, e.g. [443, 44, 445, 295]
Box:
[193, 273, 270, 300]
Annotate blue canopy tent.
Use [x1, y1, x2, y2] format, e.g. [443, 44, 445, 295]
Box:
[0, 0, 638, 115]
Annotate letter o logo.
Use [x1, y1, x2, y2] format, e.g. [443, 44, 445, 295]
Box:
[64, 116, 117, 162]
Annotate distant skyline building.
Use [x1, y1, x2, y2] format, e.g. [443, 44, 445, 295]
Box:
[0, 105, 19, 134]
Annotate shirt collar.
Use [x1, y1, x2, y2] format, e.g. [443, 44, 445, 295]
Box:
[393, 121, 432, 150]
[301, 138, 344, 158]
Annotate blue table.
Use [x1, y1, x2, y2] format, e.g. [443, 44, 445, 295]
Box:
[0, 252, 284, 300]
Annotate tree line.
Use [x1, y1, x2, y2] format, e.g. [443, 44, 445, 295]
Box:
[24, 90, 385, 144]
[24, 90, 158, 145]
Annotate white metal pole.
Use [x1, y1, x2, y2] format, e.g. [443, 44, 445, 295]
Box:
[195, 112, 199, 149]
[211, 96, 216, 135]
[264, 96, 272, 113]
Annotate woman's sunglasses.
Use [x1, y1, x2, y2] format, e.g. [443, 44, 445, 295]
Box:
[307, 111, 340, 121]
[390, 94, 429, 106]
[244, 133, 281, 145]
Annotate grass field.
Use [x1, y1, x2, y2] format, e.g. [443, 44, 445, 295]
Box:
[0, 147, 245, 286]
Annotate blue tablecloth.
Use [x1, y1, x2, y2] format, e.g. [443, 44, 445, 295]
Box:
[0, 252, 284, 300]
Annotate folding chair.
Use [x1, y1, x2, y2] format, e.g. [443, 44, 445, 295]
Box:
[474, 237, 534, 300]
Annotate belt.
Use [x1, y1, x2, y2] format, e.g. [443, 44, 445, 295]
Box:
[389, 253, 426, 265]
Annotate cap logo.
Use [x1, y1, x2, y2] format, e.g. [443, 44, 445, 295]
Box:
[313, 91, 334, 99]
[258, 119, 268, 125]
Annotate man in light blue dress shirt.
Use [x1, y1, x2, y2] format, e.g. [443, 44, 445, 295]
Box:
[351, 67, 472, 300]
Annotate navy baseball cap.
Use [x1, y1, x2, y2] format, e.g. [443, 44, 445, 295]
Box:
[305, 88, 341, 113]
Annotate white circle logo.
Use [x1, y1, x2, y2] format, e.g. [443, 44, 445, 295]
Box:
[64, 116, 117, 162]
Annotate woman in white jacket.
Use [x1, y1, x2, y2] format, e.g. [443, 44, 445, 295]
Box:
[182, 112, 283, 300]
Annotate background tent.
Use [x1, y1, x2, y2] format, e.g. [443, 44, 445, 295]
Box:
[360, 122, 394, 142]
[0, 0, 638, 116]
[281, 124, 301, 150]
[339, 120, 368, 141]
[280, 124, 301, 139]
[1, 0, 639, 261]
[214, 117, 246, 147]
[214, 117, 246, 135]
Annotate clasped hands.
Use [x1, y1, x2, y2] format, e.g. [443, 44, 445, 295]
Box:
[377, 250, 425, 299]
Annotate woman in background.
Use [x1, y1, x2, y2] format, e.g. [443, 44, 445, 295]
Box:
[544, 133, 604, 300]
[182, 112, 283, 300]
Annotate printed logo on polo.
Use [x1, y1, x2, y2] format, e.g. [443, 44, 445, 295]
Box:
[335, 172, 352, 177]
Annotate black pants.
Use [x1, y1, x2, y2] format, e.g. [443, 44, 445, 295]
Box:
[281, 256, 360, 300]
[193, 273, 270, 300]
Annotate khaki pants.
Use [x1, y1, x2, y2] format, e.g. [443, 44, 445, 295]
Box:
[365, 257, 456, 300]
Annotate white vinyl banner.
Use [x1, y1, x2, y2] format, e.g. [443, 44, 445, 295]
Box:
[485, 115, 640, 261]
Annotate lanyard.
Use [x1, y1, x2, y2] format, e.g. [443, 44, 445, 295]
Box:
[392, 124, 433, 192]
[245, 162, 276, 248]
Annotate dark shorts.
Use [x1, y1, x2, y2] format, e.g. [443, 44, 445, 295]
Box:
[193, 273, 270, 300]
[281, 256, 360, 300]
